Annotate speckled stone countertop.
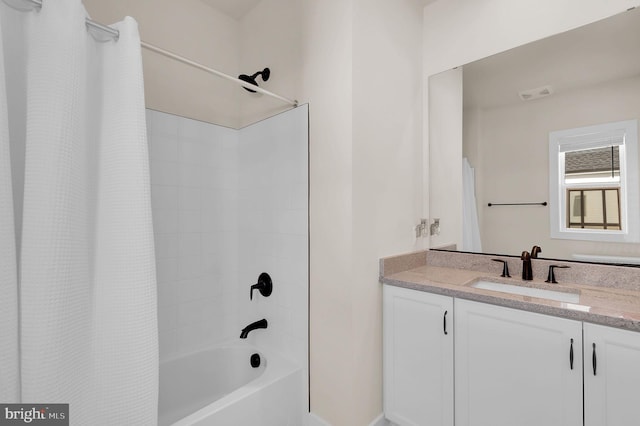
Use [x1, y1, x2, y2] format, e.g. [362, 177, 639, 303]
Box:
[380, 250, 640, 332]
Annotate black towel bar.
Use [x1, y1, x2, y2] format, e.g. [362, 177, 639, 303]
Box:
[487, 202, 547, 207]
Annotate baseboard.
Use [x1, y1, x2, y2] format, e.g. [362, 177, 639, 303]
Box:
[307, 412, 392, 426]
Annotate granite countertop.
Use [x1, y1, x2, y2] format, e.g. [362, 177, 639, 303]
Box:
[381, 251, 640, 332]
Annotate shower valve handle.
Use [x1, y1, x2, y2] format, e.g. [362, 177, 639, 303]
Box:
[250, 273, 273, 300]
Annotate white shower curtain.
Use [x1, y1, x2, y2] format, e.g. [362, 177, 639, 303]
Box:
[0, 2, 19, 404]
[0, 1, 158, 424]
[462, 157, 482, 252]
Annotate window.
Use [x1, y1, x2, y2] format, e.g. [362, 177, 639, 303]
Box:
[567, 189, 620, 230]
[565, 146, 621, 230]
[549, 119, 639, 243]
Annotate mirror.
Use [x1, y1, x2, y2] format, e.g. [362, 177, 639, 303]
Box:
[428, 7, 640, 264]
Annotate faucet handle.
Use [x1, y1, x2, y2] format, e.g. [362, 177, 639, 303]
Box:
[545, 265, 570, 284]
[250, 272, 273, 300]
[491, 259, 511, 277]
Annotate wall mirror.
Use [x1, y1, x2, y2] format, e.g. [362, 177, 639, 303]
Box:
[428, 7, 640, 264]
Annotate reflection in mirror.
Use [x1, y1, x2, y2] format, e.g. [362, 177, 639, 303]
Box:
[428, 7, 640, 264]
[549, 119, 639, 243]
[565, 147, 620, 183]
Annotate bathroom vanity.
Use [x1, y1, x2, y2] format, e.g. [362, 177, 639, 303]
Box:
[381, 250, 640, 426]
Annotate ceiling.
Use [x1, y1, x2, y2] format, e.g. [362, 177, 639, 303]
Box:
[201, 0, 438, 21]
[199, 0, 263, 20]
[463, 7, 640, 109]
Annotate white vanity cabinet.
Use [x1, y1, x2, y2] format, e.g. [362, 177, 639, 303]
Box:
[584, 323, 640, 426]
[454, 299, 583, 426]
[383, 284, 640, 426]
[383, 285, 454, 426]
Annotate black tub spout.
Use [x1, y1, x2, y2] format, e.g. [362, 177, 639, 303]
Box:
[240, 319, 268, 339]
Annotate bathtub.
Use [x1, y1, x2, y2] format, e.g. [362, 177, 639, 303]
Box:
[158, 343, 303, 426]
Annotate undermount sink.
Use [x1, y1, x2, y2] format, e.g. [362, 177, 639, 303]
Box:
[470, 280, 580, 304]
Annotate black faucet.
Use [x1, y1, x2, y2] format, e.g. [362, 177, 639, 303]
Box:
[521, 251, 533, 280]
[491, 259, 511, 277]
[546, 265, 570, 284]
[240, 319, 268, 339]
[531, 245, 542, 259]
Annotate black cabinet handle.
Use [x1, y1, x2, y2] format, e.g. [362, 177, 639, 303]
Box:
[570, 338, 574, 370]
[443, 310, 448, 335]
[592, 343, 597, 376]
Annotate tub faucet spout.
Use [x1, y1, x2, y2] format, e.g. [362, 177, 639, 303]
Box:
[240, 318, 268, 339]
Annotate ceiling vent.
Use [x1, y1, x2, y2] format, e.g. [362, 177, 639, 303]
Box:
[518, 85, 554, 101]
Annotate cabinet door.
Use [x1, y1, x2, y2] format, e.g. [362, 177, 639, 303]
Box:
[584, 323, 640, 426]
[455, 299, 582, 426]
[383, 285, 453, 426]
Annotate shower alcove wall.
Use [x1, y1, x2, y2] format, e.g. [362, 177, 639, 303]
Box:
[148, 105, 309, 376]
[148, 103, 308, 403]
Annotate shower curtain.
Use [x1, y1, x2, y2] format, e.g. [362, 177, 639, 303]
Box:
[0, 1, 158, 424]
[462, 157, 482, 252]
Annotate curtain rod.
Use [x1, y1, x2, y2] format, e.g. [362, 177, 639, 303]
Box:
[140, 42, 298, 107]
[17, 0, 299, 107]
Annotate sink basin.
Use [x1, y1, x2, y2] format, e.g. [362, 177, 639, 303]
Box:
[470, 280, 580, 303]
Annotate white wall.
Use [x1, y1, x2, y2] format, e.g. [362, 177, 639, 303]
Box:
[300, 0, 355, 423]
[147, 107, 309, 421]
[424, 0, 640, 251]
[301, 0, 425, 424]
[423, 0, 640, 77]
[235, 105, 309, 397]
[467, 75, 640, 259]
[239, 0, 302, 127]
[351, 0, 424, 422]
[147, 109, 239, 360]
[84, 0, 242, 128]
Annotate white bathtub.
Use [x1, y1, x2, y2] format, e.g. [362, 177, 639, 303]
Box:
[158, 343, 303, 426]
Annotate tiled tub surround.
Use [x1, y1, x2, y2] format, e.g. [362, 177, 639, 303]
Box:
[148, 109, 239, 359]
[236, 108, 309, 368]
[147, 107, 309, 376]
[380, 250, 640, 331]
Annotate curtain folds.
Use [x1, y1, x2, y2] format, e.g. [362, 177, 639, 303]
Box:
[0, 3, 20, 404]
[0, 0, 157, 424]
[462, 157, 482, 252]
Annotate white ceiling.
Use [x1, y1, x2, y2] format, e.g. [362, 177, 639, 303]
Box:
[463, 7, 640, 109]
[199, 0, 263, 20]
[201, 0, 438, 21]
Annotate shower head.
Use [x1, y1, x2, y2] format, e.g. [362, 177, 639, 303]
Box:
[238, 67, 270, 93]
